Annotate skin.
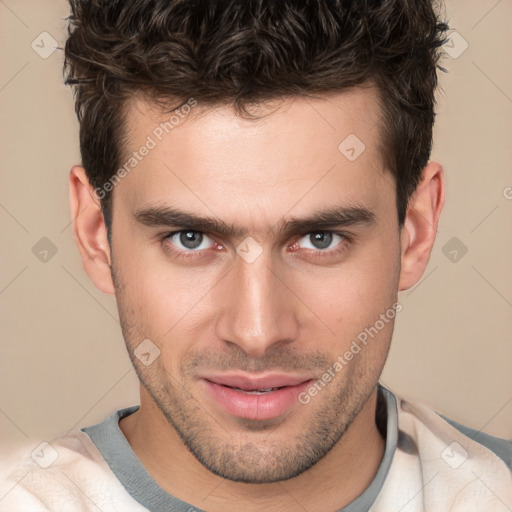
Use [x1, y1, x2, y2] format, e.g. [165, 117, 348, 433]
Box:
[70, 86, 444, 512]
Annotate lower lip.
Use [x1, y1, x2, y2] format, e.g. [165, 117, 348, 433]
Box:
[202, 380, 312, 421]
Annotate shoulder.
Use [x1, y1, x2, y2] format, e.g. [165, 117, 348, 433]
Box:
[395, 394, 511, 473]
[438, 413, 512, 470]
[0, 430, 146, 511]
[374, 389, 512, 511]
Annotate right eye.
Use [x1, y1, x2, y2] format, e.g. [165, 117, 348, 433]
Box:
[165, 231, 215, 251]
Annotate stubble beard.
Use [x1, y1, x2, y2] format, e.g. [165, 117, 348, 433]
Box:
[112, 264, 387, 483]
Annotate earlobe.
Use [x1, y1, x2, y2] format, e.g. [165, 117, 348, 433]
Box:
[398, 162, 445, 291]
[69, 166, 115, 295]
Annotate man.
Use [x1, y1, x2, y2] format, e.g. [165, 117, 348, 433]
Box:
[1, 0, 511, 510]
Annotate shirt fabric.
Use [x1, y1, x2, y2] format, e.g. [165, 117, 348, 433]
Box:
[1, 386, 511, 511]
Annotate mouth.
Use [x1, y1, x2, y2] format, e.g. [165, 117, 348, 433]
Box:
[228, 387, 283, 394]
[200, 373, 313, 421]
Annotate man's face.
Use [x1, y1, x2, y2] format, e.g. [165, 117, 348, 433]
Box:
[111, 88, 401, 483]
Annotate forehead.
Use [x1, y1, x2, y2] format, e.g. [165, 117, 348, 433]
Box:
[123, 87, 383, 153]
[114, 88, 394, 228]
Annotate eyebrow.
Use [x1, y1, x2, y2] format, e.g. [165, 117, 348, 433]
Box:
[134, 204, 376, 238]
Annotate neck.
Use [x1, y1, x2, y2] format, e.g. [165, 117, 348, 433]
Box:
[120, 386, 385, 512]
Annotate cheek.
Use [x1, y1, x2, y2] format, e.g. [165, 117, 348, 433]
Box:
[292, 237, 401, 343]
[113, 236, 222, 341]
[132, 271, 220, 335]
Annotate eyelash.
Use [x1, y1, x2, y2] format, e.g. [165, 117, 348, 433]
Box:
[160, 230, 353, 260]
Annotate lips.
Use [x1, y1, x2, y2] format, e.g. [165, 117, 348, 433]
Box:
[200, 373, 312, 421]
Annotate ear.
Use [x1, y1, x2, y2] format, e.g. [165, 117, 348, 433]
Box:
[69, 166, 115, 295]
[398, 162, 445, 291]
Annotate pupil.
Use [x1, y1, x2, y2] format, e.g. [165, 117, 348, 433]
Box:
[310, 232, 332, 249]
[180, 231, 202, 249]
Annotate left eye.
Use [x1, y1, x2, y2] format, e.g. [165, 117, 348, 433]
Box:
[168, 231, 214, 251]
[297, 231, 344, 250]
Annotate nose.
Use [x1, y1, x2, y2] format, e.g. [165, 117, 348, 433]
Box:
[214, 251, 300, 358]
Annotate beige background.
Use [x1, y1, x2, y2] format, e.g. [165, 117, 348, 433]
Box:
[1, 0, 511, 460]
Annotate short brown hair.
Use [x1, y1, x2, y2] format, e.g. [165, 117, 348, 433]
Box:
[64, 0, 448, 228]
